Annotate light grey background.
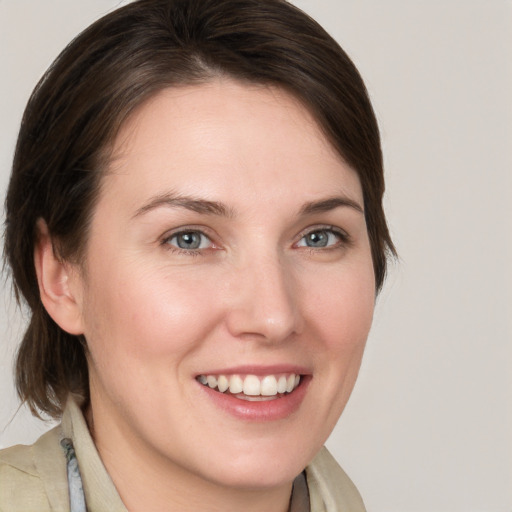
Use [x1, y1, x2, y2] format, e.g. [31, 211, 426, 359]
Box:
[1, 2, 511, 511]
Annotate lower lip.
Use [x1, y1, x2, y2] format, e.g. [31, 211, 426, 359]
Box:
[197, 376, 311, 421]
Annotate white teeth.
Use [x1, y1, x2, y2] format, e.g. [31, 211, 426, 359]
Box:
[198, 373, 302, 397]
[229, 375, 244, 394]
[277, 375, 288, 394]
[261, 375, 277, 396]
[240, 395, 276, 402]
[286, 374, 295, 393]
[217, 375, 229, 393]
[243, 375, 261, 396]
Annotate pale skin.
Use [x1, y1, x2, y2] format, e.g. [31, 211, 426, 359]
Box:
[35, 79, 376, 512]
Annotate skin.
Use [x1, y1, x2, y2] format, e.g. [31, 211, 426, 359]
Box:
[38, 79, 376, 511]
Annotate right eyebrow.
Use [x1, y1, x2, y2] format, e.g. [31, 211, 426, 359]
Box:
[132, 192, 234, 219]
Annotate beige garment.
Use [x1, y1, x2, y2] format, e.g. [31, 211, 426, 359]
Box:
[0, 399, 366, 511]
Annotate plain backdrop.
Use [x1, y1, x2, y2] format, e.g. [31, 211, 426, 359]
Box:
[1, 2, 510, 511]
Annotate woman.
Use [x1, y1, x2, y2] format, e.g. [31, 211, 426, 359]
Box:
[1, 0, 395, 510]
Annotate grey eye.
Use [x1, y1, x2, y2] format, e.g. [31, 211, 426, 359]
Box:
[297, 229, 341, 249]
[168, 231, 211, 250]
[304, 231, 329, 247]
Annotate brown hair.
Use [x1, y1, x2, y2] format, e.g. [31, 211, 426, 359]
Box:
[3, 0, 395, 418]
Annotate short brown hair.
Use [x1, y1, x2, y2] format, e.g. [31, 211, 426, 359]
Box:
[3, 0, 395, 418]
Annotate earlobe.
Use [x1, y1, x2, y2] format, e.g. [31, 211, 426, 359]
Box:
[34, 219, 84, 335]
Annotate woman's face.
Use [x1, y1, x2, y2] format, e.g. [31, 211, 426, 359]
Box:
[71, 79, 375, 490]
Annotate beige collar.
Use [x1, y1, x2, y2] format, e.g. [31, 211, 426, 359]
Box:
[61, 398, 128, 511]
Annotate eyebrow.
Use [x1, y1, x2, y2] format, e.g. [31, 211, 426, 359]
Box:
[132, 193, 233, 219]
[132, 192, 363, 219]
[300, 196, 364, 215]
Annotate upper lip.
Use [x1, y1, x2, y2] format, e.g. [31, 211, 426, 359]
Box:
[196, 364, 311, 376]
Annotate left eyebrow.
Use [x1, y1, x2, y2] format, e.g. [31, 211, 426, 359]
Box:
[299, 196, 364, 216]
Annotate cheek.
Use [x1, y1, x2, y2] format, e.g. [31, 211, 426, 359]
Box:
[81, 260, 221, 367]
[306, 260, 375, 354]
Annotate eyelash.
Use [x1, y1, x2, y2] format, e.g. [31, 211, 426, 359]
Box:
[161, 225, 351, 256]
[161, 228, 215, 256]
[295, 226, 351, 252]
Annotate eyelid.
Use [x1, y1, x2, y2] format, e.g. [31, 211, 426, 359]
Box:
[160, 225, 219, 252]
[294, 225, 351, 248]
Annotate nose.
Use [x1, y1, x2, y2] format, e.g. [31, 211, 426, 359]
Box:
[224, 251, 303, 343]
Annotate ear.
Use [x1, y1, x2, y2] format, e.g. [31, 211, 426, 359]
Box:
[34, 219, 85, 335]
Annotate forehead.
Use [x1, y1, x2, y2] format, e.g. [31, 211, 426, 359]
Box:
[102, 79, 363, 209]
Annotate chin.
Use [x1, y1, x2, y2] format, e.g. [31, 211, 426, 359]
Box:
[191, 434, 318, 490]
[204, 458, 304, 491]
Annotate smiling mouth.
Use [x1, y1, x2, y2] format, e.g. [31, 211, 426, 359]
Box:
[196, 373, 301, 401]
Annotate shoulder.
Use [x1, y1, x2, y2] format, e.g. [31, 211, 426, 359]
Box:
[306, 446, 366, 512]
[0, 426, 69, 512]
